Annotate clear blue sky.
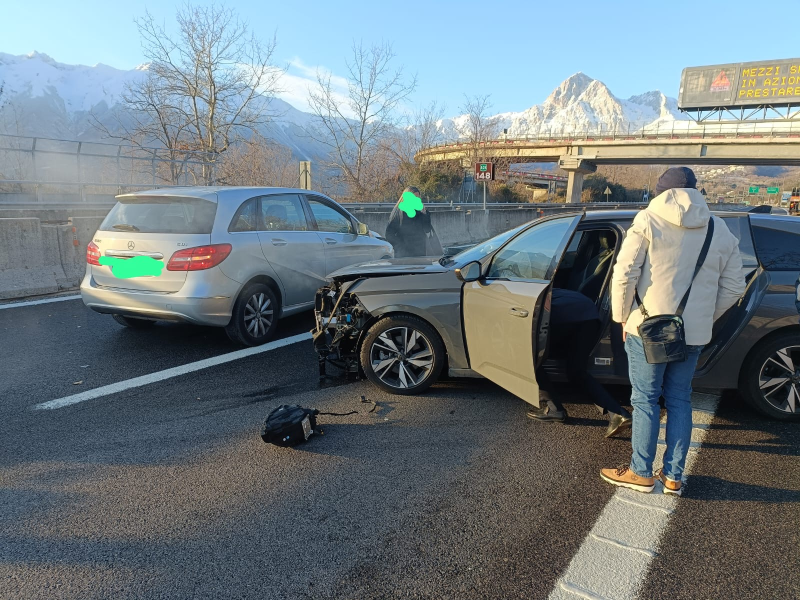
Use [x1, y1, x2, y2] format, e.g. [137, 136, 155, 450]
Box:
[3, 0, 800, 115]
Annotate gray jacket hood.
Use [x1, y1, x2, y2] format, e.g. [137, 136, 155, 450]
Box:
[647, 188, 710, 229]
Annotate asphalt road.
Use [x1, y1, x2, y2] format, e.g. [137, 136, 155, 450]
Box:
[1, 297, 798, 600]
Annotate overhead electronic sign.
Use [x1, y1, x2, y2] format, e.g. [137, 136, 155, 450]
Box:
[679, 59, 800, 109]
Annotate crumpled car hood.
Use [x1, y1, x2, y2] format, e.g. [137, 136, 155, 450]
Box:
[327, 257, 451, 281]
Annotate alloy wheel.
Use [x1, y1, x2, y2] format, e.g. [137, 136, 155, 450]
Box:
[244, 293, 273, 338]
[369, 326, 435, 389]
[758, 345, 800, 414]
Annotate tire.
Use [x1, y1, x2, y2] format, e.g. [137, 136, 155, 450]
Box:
[112, 314, 157, 328]
[360, 315, 445, 395]
[739, 331, 800, 421]
[225, 283, 279, 346]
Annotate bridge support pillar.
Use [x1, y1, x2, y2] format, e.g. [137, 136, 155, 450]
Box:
[558, 157, 597, 203]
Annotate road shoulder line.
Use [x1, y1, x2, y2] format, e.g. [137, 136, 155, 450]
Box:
[548, 393, 720, 600]
[0, 294, 82, 310]
[32, 332, 312, 410]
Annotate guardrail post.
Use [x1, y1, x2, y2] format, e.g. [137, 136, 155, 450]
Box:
[116, 146, 121, 187]
[31, 137, 38, 184]
[77, 142, 85, 201]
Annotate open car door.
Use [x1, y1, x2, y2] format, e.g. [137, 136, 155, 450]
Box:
[462, 215, 582, 406]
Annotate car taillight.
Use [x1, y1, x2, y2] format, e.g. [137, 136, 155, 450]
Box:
[167, 244, 232, 271]
[87, 241, 101, 266]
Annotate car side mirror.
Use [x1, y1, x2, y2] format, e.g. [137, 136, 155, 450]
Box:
[357, 222, 369, 236]
[455, 261, 482, 282]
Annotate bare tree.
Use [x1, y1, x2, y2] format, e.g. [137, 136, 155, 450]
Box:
[215, 134, 297, 187]
[459, 94, 499, 160]
[96, 3, 284, 183]
[307, 41, 416, 201]
[383, 101, 446, 167]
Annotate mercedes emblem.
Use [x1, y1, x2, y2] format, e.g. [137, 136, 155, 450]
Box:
[128, 241, 135, 250]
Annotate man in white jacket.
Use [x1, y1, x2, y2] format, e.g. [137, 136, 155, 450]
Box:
[601, 167, 746, 496]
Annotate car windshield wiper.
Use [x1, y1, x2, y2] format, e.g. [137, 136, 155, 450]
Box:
[111, 224, 141, 232]
[438, 256, 453, 267]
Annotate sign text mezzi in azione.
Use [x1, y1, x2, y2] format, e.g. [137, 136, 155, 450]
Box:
[679, 59, 800, 109]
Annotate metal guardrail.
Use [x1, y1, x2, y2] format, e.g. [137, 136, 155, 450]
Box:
[0, 134, 216, 201]
[0, 197, 648, 212]
[343, 202, 647, 211]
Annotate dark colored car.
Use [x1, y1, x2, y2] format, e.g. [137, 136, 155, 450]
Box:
[313, 211, 800, 421]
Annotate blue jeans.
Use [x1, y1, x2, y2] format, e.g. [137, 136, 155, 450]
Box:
[626, 334, 703, 481]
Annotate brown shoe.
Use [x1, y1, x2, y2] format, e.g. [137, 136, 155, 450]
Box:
[655, 469, 683, 497]
[600, 465, 655, 493]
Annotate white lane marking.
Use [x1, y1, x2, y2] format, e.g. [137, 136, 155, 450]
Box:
[548, 393, 720, 600]
[33, 332, 312, 410]
[559, 582, 608, 600]
[0, 294, 82, 310]
[589, 534, 657, 558]
[612, 494, 674, 515]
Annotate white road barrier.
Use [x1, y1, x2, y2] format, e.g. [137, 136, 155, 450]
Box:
[32, 332, 312, 410]
[548, 393, 720, 600]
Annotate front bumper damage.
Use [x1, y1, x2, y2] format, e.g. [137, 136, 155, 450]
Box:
[312, 279, 372, 379]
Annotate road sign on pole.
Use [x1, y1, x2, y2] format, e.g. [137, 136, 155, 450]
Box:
[748, 186, 760, 194]
[766, 187, 780, 194]
[604, 186, 612, 202]
[474, 162, 494, 181]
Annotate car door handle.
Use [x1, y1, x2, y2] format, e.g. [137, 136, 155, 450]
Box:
[323, 238, 338, 245]
[271, 239, 288, 246]
[509, 307, 529, 318]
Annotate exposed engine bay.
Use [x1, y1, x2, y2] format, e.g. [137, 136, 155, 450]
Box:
[312, 279, 372, 379]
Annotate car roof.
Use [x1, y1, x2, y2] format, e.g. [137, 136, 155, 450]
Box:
[749, 213, 800, 224]
[581, 209, 639, 221]
[578, 208, 777, 222]
[117, 186, 327, 204]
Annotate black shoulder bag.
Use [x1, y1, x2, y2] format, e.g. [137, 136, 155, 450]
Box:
[634, 218, 714, 365]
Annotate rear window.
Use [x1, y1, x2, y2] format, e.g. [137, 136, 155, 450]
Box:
[751, 219, 800, 271]
[719, 216, 758, 269]
[100, 197, 217, 234]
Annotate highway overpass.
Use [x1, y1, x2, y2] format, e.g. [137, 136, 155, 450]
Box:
[415, 126, 800, 202]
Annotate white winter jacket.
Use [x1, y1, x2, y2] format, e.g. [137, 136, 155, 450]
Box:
[611, 188, 746, 346]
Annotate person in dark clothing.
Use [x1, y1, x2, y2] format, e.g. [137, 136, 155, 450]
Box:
[384, 186, 443, 258]
[527, 288, 632, 438]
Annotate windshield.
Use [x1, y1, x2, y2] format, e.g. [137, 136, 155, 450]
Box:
[442, 223, 529, 266]
[99, 197, 217, 234]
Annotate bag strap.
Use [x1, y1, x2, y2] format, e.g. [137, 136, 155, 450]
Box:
[635, 218, 715, 319]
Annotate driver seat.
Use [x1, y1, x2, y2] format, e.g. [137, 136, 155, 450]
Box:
[576, 232, 615, 300]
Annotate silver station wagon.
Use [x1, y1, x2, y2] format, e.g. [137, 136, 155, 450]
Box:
[81, 187, 393, 345]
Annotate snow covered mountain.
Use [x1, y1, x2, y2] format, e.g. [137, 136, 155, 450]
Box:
[0, 51, 327, 158]
[439, 72, 689, 139]
[0, 52, 691, 155]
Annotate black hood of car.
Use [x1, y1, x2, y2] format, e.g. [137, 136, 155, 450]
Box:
[327, 257, 452, 282]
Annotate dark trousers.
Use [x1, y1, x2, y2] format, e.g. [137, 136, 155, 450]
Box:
[536, 320, 629, 417]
